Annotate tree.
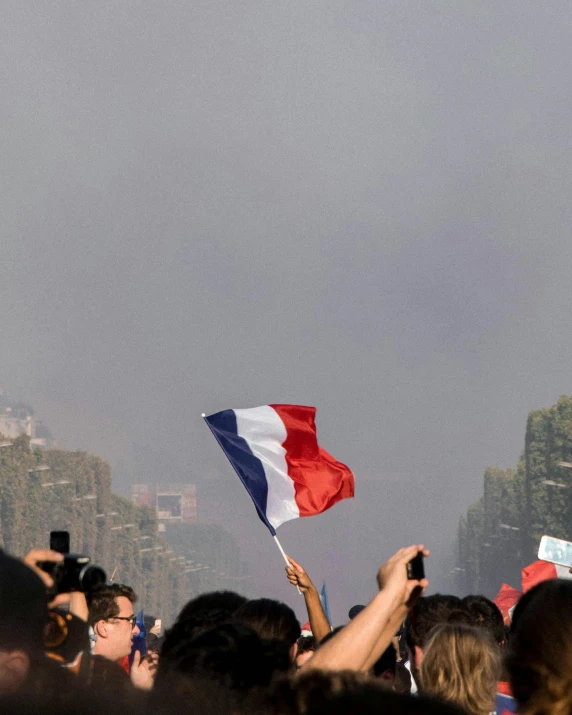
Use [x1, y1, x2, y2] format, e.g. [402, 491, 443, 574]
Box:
[455, 395, 572, 596]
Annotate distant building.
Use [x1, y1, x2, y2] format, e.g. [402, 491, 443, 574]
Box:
[131, 483, 197, 523]
[0, 408, 34, 439]
[0, 403, 54, 448]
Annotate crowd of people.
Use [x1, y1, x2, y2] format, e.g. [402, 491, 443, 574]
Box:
[0, 540, 569, 715]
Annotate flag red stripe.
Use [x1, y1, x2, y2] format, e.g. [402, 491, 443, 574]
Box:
[270, 404, 354, 516]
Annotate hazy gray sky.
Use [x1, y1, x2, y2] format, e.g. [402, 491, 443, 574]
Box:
[2, 1, 572, 622]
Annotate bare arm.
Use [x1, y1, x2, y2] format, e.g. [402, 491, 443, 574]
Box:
[286, 557, 331, 643]
[304, 545, 429, 673]
[361, 603, 408, 672]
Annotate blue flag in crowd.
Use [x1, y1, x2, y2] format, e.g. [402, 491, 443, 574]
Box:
[129, 609, 147, 667]
[320, 581, 332, 626]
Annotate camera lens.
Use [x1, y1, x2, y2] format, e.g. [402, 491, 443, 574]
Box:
[79, 565, 106, 591]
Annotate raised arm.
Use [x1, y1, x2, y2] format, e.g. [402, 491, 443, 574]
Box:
[304, 545, 429, 673]
[286, 556, 331, 643]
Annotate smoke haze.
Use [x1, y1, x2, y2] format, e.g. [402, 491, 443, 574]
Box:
[2, 1, 572, 623]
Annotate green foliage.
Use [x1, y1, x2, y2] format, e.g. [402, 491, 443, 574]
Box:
[0, 439, 250, 625]
[455, 395, 572, 596]
[163, 523, 253, 603]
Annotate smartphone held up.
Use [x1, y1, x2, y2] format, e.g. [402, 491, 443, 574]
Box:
[406, 551, 425, 581]
[538, 535, 572, 569]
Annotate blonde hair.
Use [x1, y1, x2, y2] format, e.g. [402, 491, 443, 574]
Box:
[419, 623, 500, 715]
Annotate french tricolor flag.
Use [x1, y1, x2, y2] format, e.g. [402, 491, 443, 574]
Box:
[204, 404, 354, 535]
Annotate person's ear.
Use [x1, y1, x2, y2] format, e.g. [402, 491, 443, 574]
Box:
[94, 619, 110, 639]
[414, 645, 423, 669]
[289, 642, 298, 663]
[0, 650, 30, 694]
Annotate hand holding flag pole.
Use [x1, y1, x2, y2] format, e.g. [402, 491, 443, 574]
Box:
[272, 535, 302, 594]
[202, 404, 354, 590]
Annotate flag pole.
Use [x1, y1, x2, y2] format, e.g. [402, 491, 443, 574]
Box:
[273, 535, 302, 595]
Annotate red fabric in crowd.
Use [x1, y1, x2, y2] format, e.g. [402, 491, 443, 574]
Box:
[117, 655, 130, 674]
[521, 560, 558, 593]
[493, 583, 522, 624]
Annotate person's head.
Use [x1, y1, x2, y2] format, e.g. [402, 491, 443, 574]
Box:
[462, 595, 505, 647]
[296, 635, 317, 669]
[405, 594, 472, 682]
[176, 591, 247, 623]
[419, 623, 501, 715]
[301, 682, 466, 715]
[87, 583, 139, 661]
[348, 605, 365, 620]
[155, 622, 278, 699]
[161, 608, 235, 665]
[0, 551, 49, 694]
[394, 661, 412, 695]
[506, 579, 572, 715]
[372, 643, 397, 687]
[234, 598, 301, 661]
[250, 669, 370, 715]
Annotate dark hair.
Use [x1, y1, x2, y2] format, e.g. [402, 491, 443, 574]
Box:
[161, 610, 234, 664]
[0, 550, 48, 655]
[372, 643, 397, 678]
[405, 595, 471, 652]
[234, 598, 300, 647]
[176, 590, 247, 623]
[297, 635, 317, 655]
[303, 682, 466, 715]
[86, 583, 137, 627]
[317, 625, 344, 647]
[394, 661, 412, 694]
[397, 623, 409, 660]
[462, 595, 505, 645]
[249, 670, 370, 715]
[155, 622, 277, 696]
[506, 579, 572, 715]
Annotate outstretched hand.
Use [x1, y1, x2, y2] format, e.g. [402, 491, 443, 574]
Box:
[376, 544, 430, 610]
[286, 556, 314, 594]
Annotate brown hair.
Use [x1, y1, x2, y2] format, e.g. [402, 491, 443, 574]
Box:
[506, 579, 572, 715]
[251, 670, 371, 714]
[419, 623, 500, 715]
[234, 598, 300, 646]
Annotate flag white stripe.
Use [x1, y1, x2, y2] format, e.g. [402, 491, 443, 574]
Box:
[235, 406, 299, 529]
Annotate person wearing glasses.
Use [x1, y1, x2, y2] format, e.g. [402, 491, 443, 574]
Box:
[87, 584, 157, 689]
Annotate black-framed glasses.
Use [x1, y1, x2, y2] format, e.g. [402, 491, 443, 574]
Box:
[109, 615, 137, 627]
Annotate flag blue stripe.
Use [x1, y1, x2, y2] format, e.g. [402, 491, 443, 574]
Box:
[204, 409, 275, 535]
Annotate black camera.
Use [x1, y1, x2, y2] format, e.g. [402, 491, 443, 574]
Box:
[38, 554, 106, 594]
